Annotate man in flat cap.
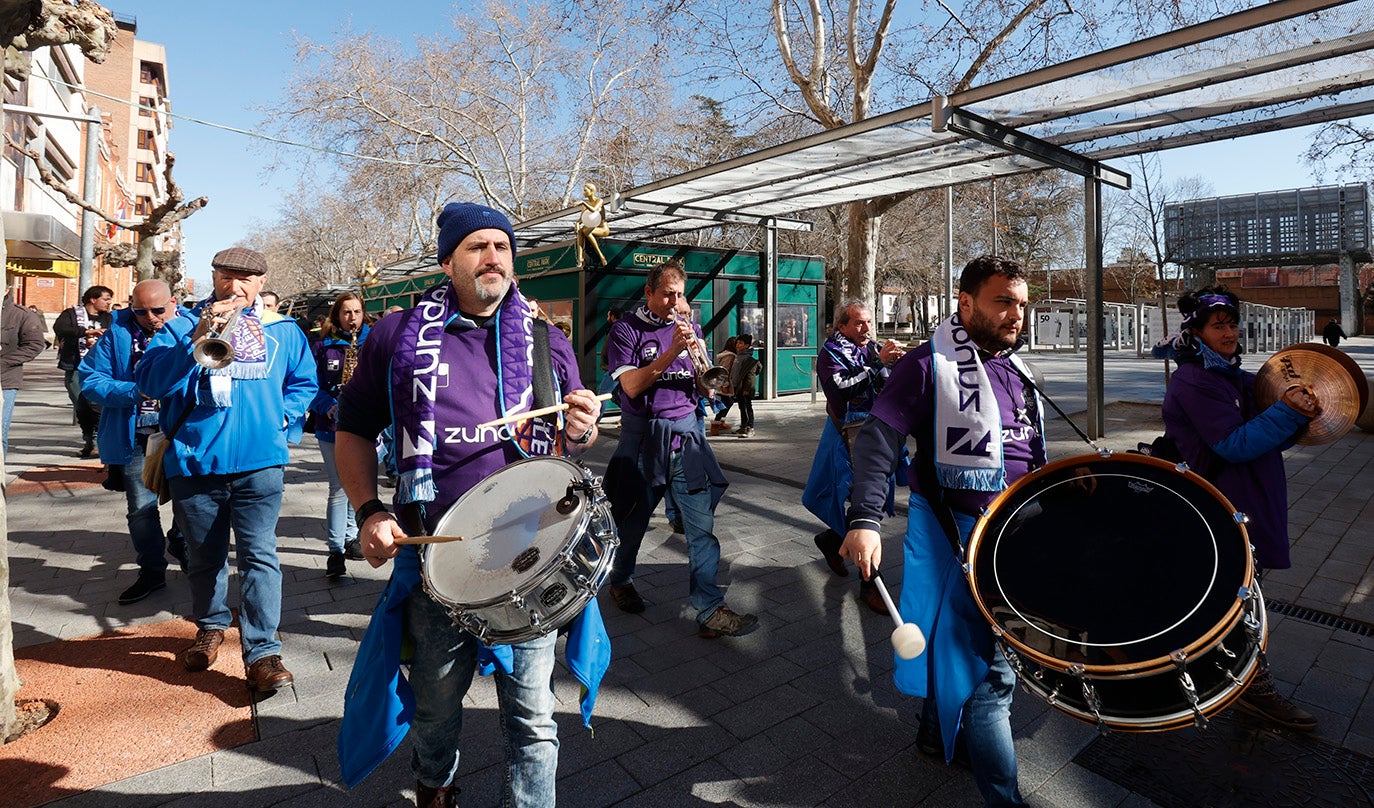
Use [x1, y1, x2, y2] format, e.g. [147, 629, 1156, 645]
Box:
[136, 247, 317, 692]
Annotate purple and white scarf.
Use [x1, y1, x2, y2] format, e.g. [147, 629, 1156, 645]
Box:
[71, 305, 96, 360]
[390, 281, 561, 504]
[191, 295, 269, 407]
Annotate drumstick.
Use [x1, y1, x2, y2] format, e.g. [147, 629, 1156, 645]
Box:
[871, 571, 927, 659]
[476, 393, 614, 429]
[393, 534, 466, 545]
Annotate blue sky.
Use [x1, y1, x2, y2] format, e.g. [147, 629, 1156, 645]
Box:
[108, 3, 1339, 291]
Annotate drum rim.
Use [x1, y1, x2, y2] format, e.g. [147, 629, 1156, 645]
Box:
[967, 452, 1254, 675]
[1009, 590, 1268, 732]
[422, 455, 596, 609]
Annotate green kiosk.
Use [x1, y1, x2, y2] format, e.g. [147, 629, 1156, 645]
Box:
[362, 238, 827, 397]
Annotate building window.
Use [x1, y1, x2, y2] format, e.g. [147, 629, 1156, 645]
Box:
[135, 196, 152, 216]
[135, 162, 154, 182]
[139, 96, 154, 116]
[137, 129, 154, 150]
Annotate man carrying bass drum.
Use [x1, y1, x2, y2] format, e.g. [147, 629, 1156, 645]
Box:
[1152, 286, 1320, 731]
[331, 203, 606, 807]
[842, 256, 1044, 808]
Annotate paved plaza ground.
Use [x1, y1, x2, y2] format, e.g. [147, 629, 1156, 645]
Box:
[3, 338, 1373, 807]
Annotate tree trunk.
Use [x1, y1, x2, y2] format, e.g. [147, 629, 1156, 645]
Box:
[136, 237, 156, 280]
[846, 199, 882, 305]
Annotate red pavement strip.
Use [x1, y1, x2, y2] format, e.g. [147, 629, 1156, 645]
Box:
[0, 620, 255, 808]
[7, 463, 108, 496]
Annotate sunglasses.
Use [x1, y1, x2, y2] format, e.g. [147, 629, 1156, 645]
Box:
[132, 306, 169, 316]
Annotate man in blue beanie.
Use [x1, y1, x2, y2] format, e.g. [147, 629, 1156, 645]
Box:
[334, 201, 607, 807]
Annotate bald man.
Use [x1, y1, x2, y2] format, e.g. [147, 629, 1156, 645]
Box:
[81, 279, 189, 604]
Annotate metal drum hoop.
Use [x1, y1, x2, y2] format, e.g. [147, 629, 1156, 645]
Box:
[966, 452, 1254, 677]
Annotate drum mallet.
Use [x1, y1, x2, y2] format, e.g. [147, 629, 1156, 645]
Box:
[870, 570, 926, 660]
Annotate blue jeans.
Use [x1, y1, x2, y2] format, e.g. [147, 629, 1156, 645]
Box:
[609, 450, 724, 622]
[960, 650, 1025, 807]
[170, 466, 285, 664]
[317, 439, 356, 553]
[123, 445, 168, 575]
[405, 591, 558, 807]
[2, 387, 16, 456]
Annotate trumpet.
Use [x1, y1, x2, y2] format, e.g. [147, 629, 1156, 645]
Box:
[193, 304, 244, 369]
[674, 312, 730, 390]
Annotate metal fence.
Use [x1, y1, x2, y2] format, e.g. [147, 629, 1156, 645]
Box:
[1028, 298, 1314, 356]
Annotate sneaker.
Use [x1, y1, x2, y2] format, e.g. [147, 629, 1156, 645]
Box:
[245, 654, 294, 691]
[416, 781, 460, 808]
[343, 538, 365, 561]
[608, 583, 645, 614]
[117, 572, 166, 605]
[813, 530, 848, 577]
[668, 518, 685, 534]
[1235, 672, 1318, 731]
[326, 551, 347, 579]
[698, 605, 759, 638]
[183, 628, 225, 672]
[79, 440, 96, 458]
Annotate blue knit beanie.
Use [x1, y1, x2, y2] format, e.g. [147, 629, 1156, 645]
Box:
[436, 203, 517, 265]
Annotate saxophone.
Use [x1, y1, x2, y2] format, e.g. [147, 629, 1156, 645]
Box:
[340, 328, 359, 386]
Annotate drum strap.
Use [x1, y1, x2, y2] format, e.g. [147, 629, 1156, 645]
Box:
[912, 442, 966, 561]
[531, 320, 557, 420]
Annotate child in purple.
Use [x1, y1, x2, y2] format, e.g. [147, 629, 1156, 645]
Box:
[602, 259, 758, 638]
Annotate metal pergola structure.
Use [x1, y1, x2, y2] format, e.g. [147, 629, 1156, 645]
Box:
[294, 0, 1374, 436]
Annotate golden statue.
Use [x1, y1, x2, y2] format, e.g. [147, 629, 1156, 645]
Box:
[574, 182, 610, 267]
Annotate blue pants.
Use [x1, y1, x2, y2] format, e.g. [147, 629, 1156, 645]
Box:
[171, 466, 285, 664]
[405, 590, 559, 807]
[122, 445, 168, 575]
[608, 450, 725, 623]
[2, 387, 15, 456]
[317, 439, 357, 553]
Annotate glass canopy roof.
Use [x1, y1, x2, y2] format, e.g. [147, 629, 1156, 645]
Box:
[516, 0, 1374, 248]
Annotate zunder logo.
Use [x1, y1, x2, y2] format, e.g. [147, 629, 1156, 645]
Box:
[945, 426, 993, 458]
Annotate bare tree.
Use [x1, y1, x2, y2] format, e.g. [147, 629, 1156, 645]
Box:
[0, 0, 117, 745]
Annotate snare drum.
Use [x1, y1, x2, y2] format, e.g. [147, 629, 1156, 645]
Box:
[966, 453, 1266, 731]
[421, 456, 618, 645]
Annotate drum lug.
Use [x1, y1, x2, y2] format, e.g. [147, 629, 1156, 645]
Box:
[1233, 511, 1250, 525]
[1095, 447, 1112, 458]
[1173, 460, 1190, 473]
[1170, 650, 1209, 729]
[454, 611, 490, 644]
[1066, 664, 1109, 735]
[507, 591, 527, 610]
[556, 486, 579, 515]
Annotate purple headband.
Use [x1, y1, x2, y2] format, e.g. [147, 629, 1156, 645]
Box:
[1183, 293, 1237, 330]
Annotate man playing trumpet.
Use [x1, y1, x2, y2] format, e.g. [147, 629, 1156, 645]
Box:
[136, 248, 316, 692]
[602, 260, 758, 638]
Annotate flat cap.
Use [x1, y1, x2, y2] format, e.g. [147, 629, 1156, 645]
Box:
[211, 247, 268, 276]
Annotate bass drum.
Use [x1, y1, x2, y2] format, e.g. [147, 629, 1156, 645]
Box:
[966, 453, 1266, 731]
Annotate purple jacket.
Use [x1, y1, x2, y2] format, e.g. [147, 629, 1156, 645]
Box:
[1161, 359, 1307, 570]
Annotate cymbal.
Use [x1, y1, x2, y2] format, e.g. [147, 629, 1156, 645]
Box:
[1255, 344, 1363, 445]
[1298, 342, 1369, 413]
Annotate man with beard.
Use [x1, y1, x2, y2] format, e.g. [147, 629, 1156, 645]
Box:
[840, 256, 1043, 808]
[81, 279, 190, 604]
[54, 284, 114, 457]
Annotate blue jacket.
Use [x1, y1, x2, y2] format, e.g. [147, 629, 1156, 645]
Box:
[134, 304, 317, 477]
[78, 306, 192, 465]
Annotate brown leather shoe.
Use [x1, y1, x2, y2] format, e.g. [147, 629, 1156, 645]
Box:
[183, 628, 225, 672]
[859, 581, 890, 616]
[608, 583, 646, 614]
[245, 654, 294, 691]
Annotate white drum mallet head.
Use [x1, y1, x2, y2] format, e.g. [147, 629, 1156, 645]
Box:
[871, 571, 926, 659]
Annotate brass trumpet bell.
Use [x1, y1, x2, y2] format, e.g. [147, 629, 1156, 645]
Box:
[192, 306, 243, 369]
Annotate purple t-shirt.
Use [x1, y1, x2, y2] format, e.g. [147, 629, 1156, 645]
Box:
[872, 342, 1039, 514]
[336, 307, 586, 517]
[606, 306, 699, 422]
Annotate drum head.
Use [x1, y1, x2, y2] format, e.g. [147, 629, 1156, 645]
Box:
[968, 454, 1251, 673]
[426, 457, 588, 605]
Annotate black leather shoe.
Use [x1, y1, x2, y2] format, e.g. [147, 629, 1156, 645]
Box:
[117, 572, 166, 605]
[416, 781, 460, 807]
[813, 530, 848, 577]
[79, 440, 96, 459]
[326, 551, 346, 579]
